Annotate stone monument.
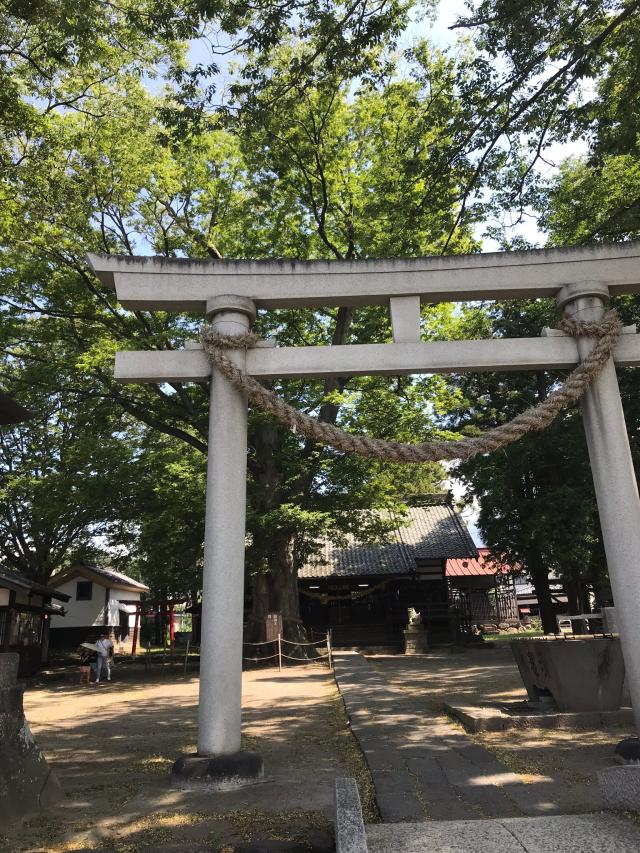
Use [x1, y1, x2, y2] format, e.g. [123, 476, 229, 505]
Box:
[0, 653, 62, 823]
[403, 608, 429, 655]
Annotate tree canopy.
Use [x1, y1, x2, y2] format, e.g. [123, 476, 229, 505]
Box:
[0, 12, 482, 621]
[2, 0, 640, 632]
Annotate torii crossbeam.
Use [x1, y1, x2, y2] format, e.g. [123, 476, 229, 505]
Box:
[89, 241, 640, 786]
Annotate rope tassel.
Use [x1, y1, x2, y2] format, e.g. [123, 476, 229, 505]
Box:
[200, 311, 623, 463]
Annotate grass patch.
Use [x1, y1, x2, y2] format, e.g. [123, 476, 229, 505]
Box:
[488, 631, 545, 643]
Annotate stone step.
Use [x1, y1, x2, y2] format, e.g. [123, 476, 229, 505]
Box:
[365, 813, 640, 853]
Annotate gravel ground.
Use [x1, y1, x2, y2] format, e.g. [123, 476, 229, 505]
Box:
[2, 666, 374, 853]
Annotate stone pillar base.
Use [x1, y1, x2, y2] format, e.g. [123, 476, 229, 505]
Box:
[403, 627, 429, 655]
[171, 750, 264, 791]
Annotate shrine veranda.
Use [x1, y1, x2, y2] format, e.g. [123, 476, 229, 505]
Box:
[89, 241, 640, 778]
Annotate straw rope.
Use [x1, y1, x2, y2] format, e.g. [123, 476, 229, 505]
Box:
[200, 311, 622, 463]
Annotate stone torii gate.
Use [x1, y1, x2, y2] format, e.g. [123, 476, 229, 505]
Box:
[89, 241, 640, 785]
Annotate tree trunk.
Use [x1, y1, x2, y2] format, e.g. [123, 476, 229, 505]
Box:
[246, 306, 354, 647]
[565, 578, 586, 634]
[528, 551, 558, 634]
[248, 534, 307, 644]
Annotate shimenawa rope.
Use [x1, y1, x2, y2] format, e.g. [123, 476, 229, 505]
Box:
[200, 311, 623, 463]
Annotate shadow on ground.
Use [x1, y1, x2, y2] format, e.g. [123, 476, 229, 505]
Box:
[367, 647, 634, 815]
[1, 668, 365, 853]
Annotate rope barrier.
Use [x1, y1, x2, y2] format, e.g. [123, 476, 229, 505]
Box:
[280, 636, 329, 646]
[280, 652, 330, 661]
[242, 654, 278, 662]
[201, 311, 624, 463]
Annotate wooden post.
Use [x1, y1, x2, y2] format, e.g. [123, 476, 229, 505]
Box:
[277, 633, 282, 672]
[184, 636, 190, 675]
[169, 604, 175, 647]
[131, 605, 140, 657]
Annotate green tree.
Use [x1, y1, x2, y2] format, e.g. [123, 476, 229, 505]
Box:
[110, 433, 207, 600]
[440, 0, 640, 245]
[434, 2, 640, 631]
[0, 386, 141, 584]
[448, 301, 609, 632]
[0, 35, 483, 637]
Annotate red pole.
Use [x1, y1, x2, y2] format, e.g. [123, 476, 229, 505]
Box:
[169, 604, 175, 647]
[131, 605, 141, 657]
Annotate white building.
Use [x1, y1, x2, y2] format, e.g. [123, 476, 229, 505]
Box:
[48, 561, 149, 649]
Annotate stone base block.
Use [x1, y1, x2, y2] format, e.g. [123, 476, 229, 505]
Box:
[171, 750, 264, 791]
[445, 701, 635, 733]
[403, 627, 429, 655]
[598, 764, 640, 811]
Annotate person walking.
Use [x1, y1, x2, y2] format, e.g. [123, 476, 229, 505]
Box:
[95, 633, 114, 684]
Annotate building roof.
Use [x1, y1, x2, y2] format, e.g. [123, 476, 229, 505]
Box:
[298, 496, 478, 580]
[49, 561, 150, 593]
[446, 547, 518, 577]
[0, 566, 71, 601]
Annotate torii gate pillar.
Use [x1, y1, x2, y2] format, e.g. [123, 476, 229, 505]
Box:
[172, 295, 264, 789]
[559, 282, 640, 734]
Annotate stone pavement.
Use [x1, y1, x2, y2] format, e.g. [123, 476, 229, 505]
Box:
[366, 813, 640, 853]
[333, 652, 591, 822]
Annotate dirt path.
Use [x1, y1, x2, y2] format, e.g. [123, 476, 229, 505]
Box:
[2, 666, 373, 853]
[369, 648, 635, 815]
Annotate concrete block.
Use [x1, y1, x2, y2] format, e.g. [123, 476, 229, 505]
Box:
[170, 751, 263, 791]
[602, 709, 634, 727]
[598, 765, 640, 811]
[367, 814, 640, 853]
[444, 702, 505, 733]
[504, 812, 640, 852]
[366, 819, 518, 852]
[510, 638, 625, 712]
[402, 626, 428, 654]
[334, 777, 367, 853]
[555, 711, 601, 729]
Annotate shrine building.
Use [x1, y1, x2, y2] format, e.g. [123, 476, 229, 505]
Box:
[297, 494, 519, 648]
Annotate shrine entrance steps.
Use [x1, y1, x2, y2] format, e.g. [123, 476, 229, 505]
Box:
[365, 813, 640, 852]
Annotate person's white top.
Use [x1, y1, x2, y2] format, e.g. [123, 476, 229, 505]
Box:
[96, 638, 113, 657]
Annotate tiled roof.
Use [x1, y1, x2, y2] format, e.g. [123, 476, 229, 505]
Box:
[0, 566, 71, 601]
[298, 498, 478, 579]
[50, 562, 149, 592]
